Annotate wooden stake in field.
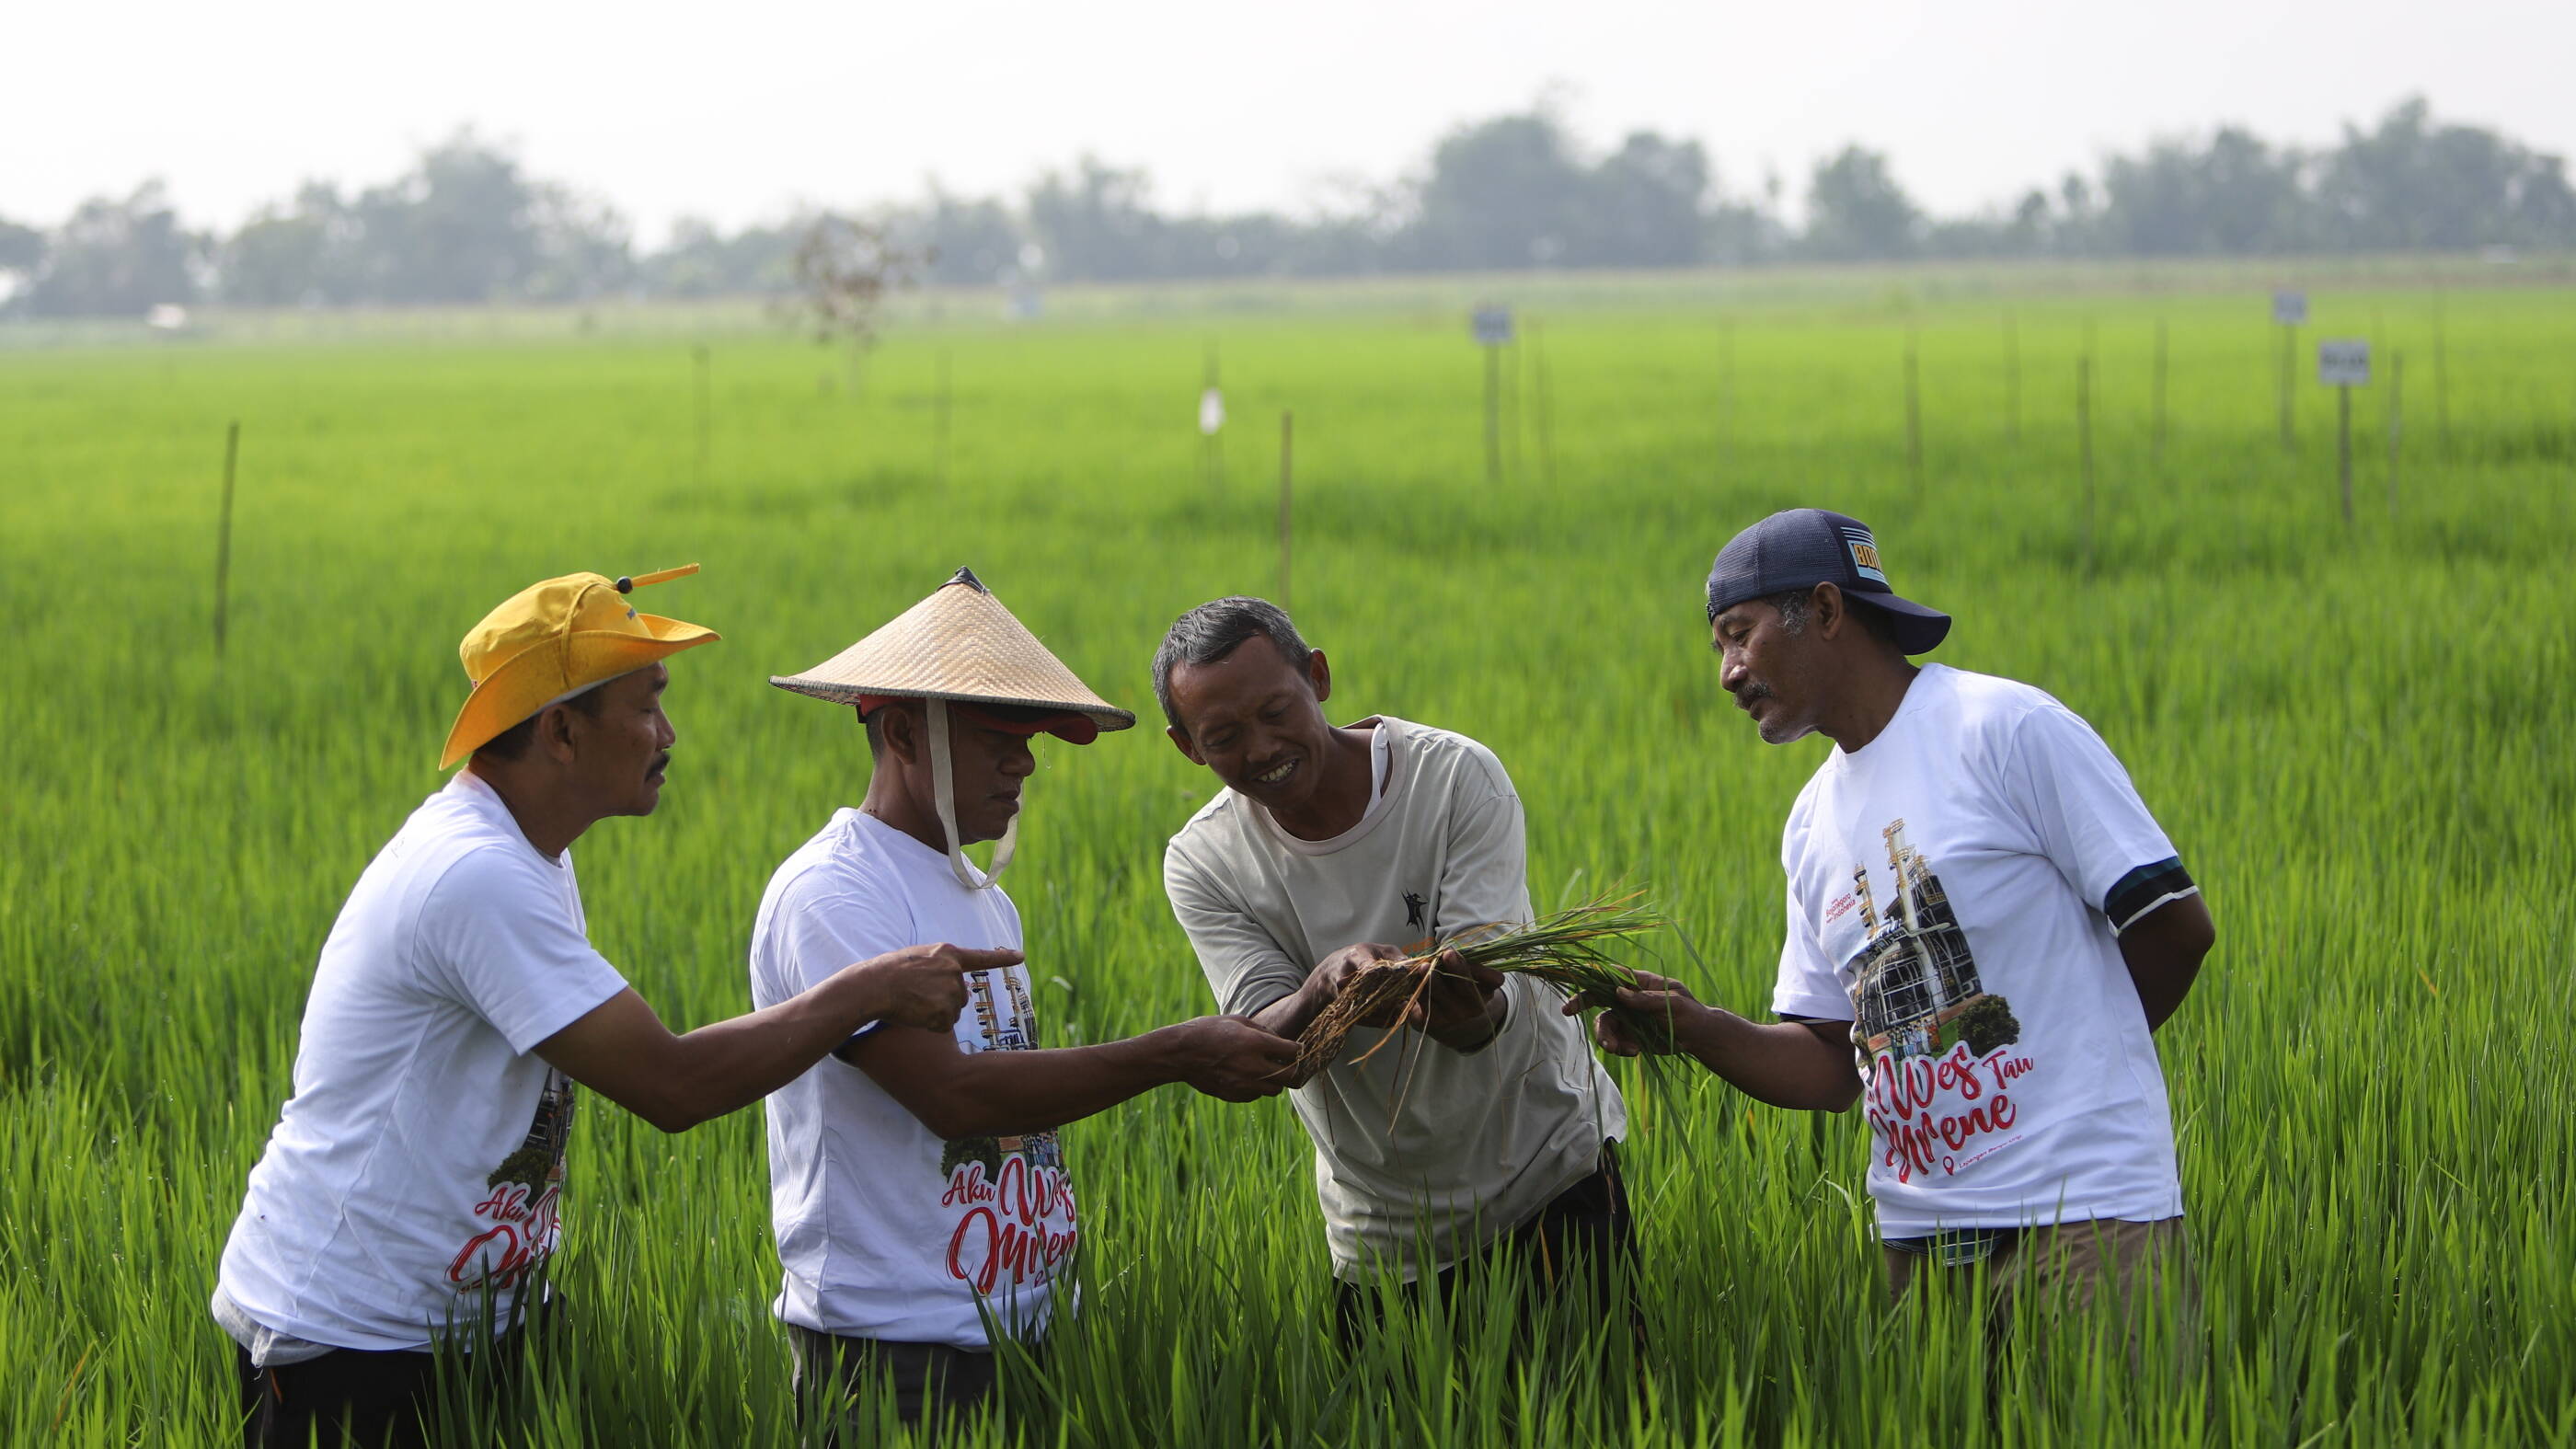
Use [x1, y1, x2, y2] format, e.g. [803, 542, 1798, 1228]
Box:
[2386, 351, 2404, 518]
[1719, 319, 1738, 475]
[691, 344, 711, 489]
[2277, 321, 2300, 451]
[1473, 305, 1512, 488]
[1903, 328, 1924, 493]
[1483, 341, 1501, 488]
[2433, 290, 2450, 455]
[1502, 339, 1523, 484]
[213, 420, 240, 659]
[2151, 319, 2168, 472]
[1530, 320, 1556, 489]
[934, 347, 953, 489]
[2317, 338, 2371, 526]
[2003, 312, 2020, 445]
[1277, 411, 1294, 611]
[2337, 385, 2353, 523]
[2076, 358, 2095, 575]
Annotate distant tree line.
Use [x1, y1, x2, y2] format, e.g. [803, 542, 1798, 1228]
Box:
[4, 98, 2570, 318]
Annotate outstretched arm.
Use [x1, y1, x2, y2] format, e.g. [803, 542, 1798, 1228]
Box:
[1570, 972, 1861, 1111]
[535, 943, 1015, 1133]
[846, 1014, 1301, 1139]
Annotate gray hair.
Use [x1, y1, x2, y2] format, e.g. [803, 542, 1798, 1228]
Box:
[1152, 596, 1314, 729]
[1764, 585, 1899, 645]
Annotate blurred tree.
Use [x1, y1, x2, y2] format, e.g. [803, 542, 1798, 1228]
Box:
[220, 183, 362, 305]
[352, 133, 545, 302]
[2099, 128, 2309, 255]
[0, 214, 41, 313]
[1406, 111, 1592, 270]
[639, 216, 800, 297]
[2512, 157, 2576, 246]
[2009, 189, 2053, 251]
[31, 98, 2576, 314]
[217, 135, 632, 306]
[782, 212, 923, 358]
[1583, 132, 1711, 267]
[1803, 146, 1917, 260]
[2317, 97, 2576, 249]
[911, 185, 1025, 286]
[1026, 158, 1166, 282]
[0, 217, 42, 274]
[23, 182, 202, 317]
[1703, 196, 1784, 266]
[522, 185, 633, 301]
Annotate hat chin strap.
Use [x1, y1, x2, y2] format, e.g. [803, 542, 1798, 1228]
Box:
[927, 699, 1016, 891]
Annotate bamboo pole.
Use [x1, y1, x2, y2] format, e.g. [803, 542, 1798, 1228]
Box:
[2387, 351, 2404, 519]
[213, 420, 240, 658]
[934, 348, 953, 489]
[1278, 411, 1294, 611]
[2077, 360, 2095, 574]
[692, 345, 710, 488]
[2151, 319, 2168, 472]
[1904, 329, 1924, 493]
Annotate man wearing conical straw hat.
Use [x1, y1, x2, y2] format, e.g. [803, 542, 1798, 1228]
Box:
[756, 568, 1298, 1433]
[213, 565, 1008, 1449]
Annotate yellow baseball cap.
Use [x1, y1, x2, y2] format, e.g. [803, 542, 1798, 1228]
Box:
[439, 564, 721, 769]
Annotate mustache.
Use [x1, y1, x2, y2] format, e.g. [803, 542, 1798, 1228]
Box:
[1733, 680, 1774, 706]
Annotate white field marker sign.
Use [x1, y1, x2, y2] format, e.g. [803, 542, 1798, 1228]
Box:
[2317, 339, 2372, 385]
[1199, 386, 1225, 436]
[2318, 339, 2372, 524]
[2272, 290, 2308, 450]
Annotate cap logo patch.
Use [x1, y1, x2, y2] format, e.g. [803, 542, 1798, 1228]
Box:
[1841, 527, 1888, 584]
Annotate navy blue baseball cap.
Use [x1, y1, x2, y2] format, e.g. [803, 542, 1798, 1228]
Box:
[1705, 509, 1951, 654]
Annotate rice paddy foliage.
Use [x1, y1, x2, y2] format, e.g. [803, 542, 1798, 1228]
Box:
[2, 276, 2571, 1446]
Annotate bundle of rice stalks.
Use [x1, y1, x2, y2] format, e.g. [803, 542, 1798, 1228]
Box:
[1290, 893, 1674, 1080]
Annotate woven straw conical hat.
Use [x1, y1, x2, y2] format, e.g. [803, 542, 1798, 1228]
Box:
[769, 568, 1135, 731]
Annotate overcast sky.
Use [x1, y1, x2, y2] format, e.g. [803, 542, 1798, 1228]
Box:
[8, 0, 2570, 244]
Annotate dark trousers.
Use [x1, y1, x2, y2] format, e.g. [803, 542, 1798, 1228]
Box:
[1333, 1142, 1639, 1347]
[236, 1339, 523, 1449]
[790, 1327, 1026, 1443]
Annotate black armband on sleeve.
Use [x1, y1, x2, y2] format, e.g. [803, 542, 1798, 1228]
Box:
[2105, 857, 2197, 935]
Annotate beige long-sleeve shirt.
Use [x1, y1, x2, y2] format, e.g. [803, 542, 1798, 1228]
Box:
[1163, 716, 1627, 1281]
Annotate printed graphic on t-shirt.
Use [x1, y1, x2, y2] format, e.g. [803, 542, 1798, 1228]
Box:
[1843, 820, 2032, 1185]
[934, 971, 1076, 1299]
[448, 1072, 578, 1294]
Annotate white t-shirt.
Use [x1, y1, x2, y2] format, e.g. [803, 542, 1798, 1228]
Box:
[1769, 663, 2199, 1236]
[214, 770, 629, 1351]
[750, 810, 1076, 1350]
[1165, 717, 1627, 1282]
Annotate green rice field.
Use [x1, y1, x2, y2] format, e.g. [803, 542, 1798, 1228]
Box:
[3, 268, 2572, 1444]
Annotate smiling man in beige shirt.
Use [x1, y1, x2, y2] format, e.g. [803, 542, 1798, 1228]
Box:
[1155, 595, 1629, 1338]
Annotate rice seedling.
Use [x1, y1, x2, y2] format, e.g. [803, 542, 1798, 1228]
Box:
[1289, 893, 1673, 1078]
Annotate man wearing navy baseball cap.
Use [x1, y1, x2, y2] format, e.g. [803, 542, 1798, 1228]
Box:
[1570, 508, 2214, 1357]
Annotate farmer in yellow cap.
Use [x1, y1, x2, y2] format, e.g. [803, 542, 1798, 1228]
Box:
[212, 565, 1013, 1449]
[753, 568, 1298, 1434]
